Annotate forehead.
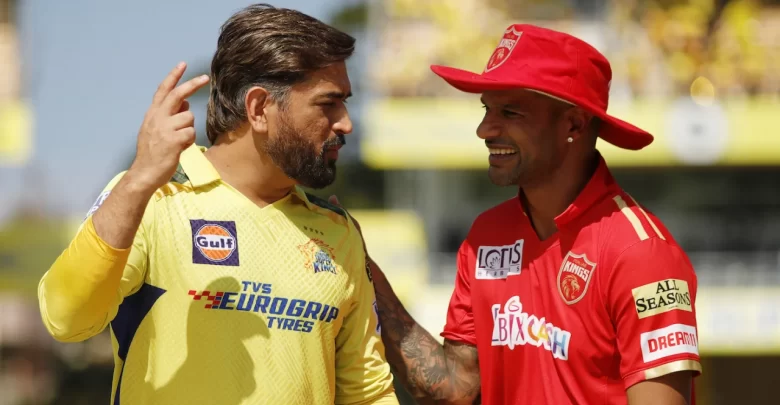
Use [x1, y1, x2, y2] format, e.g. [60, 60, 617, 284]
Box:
[293, 62, 351, 95]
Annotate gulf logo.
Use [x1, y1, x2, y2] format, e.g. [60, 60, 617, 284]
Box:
[190, 220, 240, 266]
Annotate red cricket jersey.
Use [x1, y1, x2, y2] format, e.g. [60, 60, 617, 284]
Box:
[442, 157, 701, 405]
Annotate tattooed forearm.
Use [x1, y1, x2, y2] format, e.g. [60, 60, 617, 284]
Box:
[369, 259, 480, 405]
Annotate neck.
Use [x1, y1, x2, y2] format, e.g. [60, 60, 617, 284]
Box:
[521, 151, 598, 240]
[204, 132, 295, 207]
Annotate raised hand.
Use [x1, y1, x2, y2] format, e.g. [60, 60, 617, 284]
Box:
[128, 62, 210, 192]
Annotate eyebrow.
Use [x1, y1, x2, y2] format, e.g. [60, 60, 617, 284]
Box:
[480, 98, 528, 111]
[320, 91, 352, 100]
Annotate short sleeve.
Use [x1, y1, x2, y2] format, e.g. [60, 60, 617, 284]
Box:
[440, 241, 477, 345]
[606, 237, 702, 389]
[334, 219, 396, 405]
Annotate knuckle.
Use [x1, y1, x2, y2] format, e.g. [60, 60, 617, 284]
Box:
[179, 130, 196, 145]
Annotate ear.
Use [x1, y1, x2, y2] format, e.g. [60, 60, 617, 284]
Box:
[245, 86, 273, 133]
[562, 107, 592, 142]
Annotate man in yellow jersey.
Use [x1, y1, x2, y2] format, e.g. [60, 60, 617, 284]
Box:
[37, 4, 397, 405]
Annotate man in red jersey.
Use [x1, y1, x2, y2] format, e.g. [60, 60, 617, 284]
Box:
[338, 24, 701, 405]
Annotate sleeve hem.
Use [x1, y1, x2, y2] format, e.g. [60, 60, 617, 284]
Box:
[623, 358, 702, 389]
[440, 330, 478, 346]
[83, 216, 133, 259]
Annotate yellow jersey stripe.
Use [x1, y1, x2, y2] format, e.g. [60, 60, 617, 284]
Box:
[643, 359, 702, 380]
[613, 195, 649, 241]
[628, 195, 666, 241]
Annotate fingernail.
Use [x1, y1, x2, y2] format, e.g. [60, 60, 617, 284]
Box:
[200, 75, 209, 82]
[177, 61, 186, 69]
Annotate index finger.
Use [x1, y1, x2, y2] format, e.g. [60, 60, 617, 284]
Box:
[151, 62, 187, 106]
[162, 74, 210, 114]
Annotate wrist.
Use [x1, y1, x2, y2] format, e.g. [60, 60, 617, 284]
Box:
[121, 169, 162, 197]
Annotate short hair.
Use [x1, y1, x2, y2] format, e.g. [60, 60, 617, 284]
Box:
[205, 4, 356, 144]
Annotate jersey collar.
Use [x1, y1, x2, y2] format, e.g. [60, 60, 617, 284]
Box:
[177, 145, 321, 211]
[290, 185, 314, 209]
[178, 144, 221, 189]
[554, 152, 617, 227]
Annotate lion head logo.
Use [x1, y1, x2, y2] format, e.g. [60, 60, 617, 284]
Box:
[561, 275, 581, 301]
[484, 27, 523, 73]
[557, 252, 596, 305]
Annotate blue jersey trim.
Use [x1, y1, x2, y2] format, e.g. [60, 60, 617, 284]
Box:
[111, 283, 166, 405]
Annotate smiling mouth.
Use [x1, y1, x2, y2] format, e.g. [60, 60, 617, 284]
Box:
[488, 147, 517, 156]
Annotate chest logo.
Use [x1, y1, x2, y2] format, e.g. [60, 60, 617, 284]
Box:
[190, 220, 240, 266]
[475, 239, 524, 280]
[298, 239, 338, 275]
[557, 252, 596, 305]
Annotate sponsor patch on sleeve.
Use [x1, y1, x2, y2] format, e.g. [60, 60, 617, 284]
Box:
[640, 324, 699, 363]
[632, 279, 692, 319]
[83, 190, 110, 221]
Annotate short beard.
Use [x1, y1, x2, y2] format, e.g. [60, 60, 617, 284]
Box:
[488, 166, 521, 187]
[263, 112, 342, 189]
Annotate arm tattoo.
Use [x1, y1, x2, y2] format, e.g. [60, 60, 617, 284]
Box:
[371, 261, 480, 404]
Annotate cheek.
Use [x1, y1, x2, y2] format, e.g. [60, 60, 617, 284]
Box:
[505, 125, 531, 152]
[284, 110, 325, 138]
[306, 110, 335, 139]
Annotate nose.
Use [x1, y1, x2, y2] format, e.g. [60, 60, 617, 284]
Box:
[476, 116, 500, 140]
[333, 109, 353, 136]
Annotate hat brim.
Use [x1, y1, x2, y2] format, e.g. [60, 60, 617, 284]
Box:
[430, 65, 654, 151]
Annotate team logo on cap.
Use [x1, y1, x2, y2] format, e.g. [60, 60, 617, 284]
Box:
[190, 220, 240, 266]
[557, 251, 596, 305]
[485, 27, 523, 73]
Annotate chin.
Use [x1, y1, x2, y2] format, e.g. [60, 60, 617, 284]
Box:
[488, 168, 520, 187]
[298, 168, 337, 189]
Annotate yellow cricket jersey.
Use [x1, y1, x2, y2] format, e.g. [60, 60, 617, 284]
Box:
[38, 145, 397, 405]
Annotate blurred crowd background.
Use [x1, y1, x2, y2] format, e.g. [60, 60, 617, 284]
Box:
[0, 0, 778, 404]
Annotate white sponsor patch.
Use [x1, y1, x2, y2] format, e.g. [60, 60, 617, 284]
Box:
[491, 295, 571, 360]
[84, 190, 110, 221]
[640, 324, 699, 363]
[475, 239, 524, 280]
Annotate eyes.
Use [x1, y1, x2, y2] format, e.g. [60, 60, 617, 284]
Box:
[482, 104, 524, 119]
[318, 99, 348, 108]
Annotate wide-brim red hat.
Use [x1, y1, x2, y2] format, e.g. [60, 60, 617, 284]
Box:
[431, 24, 653, 150]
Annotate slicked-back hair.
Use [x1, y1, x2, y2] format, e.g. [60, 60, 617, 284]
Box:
[206, 3, 356, 144]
